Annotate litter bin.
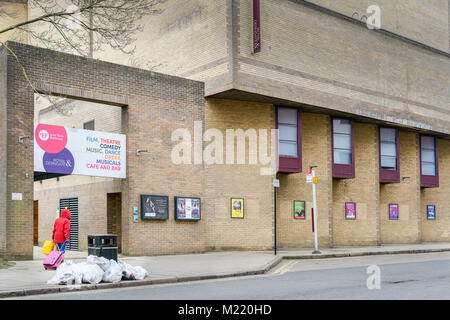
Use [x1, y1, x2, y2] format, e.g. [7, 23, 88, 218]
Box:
[88, 234, 118, 261]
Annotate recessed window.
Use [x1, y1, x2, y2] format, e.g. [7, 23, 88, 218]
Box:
[332, 118, 354, 178]
[379, 127, 400, 183]
[420, 135, 439, 188]
[277, 107, 301, 173]
[83, 120, 95, 131]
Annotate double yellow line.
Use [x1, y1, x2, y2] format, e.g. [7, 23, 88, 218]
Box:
[271, 261, 299, 276]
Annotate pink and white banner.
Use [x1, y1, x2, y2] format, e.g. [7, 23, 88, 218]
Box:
[34, 124, 126, 179]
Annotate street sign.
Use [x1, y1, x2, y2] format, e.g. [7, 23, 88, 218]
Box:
[306, 170, 313, 183]
[313, 177, 318, 184]
[273, 179, 280, 188]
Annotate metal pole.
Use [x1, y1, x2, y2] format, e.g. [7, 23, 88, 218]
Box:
[274, 186, 277, 255]
[312, 170, 320, 254]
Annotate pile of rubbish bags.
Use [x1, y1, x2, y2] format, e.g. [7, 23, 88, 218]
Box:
[47, 255, 149, 286]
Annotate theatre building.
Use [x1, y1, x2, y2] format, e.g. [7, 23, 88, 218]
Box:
[0, 0, 449, 259]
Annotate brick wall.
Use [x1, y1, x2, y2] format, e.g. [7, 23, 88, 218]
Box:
[380, 131, 421, 244]
[0, 1, 28, 44]
[1, 42, 205, 259]
[422, 139, 450, 242]
[35, 179, 121, 251]
[277, 113, 333, 248]
[204, 98, 275, 251]
[332, 123, 380, 246]
[234, 0, 450, 135]
[307, 0, 449, 52]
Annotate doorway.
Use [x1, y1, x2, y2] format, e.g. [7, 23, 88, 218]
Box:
[107, 193, 122, 253]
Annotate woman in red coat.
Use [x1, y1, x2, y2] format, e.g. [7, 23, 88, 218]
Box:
[52, 208, 71, 253]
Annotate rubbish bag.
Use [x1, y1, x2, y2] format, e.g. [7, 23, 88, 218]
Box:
[76, 262, 104, 284]
[133, 266, 149, 280]
[42, 240, 54, 256]
[86, 255, 110, 271]
[118, 260, 136, 280]
[47, 260, 82, 285]
[102, 260, 122, 283]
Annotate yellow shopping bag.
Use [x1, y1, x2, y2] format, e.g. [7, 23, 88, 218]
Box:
[41, 240, 54, 256]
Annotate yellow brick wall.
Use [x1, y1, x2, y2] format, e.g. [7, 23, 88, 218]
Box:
[308, 0, 449, 52]
[204, 98, 275, 250]
[277, 113, 332, 248]
[422, 139, 450, 242]
[380, 131, 421, 244]
[332, 123, 380, 246]
[0, 1, 28, 44]
[237, 0, 450, 135]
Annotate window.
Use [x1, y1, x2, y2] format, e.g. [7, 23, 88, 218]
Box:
[332, 118, 354, 178]
[379, 127, 400, 183]
[420, 135, 439, 188]
[83, 120, 95, 131]
[276, 107, 301, 173]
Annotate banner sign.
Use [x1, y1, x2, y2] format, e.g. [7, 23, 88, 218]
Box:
[34, 124, 126, 179]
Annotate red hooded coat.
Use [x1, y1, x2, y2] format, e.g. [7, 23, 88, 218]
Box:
[52, 209, 71, 243]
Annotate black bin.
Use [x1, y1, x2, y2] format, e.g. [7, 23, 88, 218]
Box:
[88, 234, 118, 261]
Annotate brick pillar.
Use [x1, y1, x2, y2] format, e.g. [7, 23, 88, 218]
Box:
[1, 50, 34, 260]
[332, 123, 380, 246]
[0, 50, 7, 257]
[277, 113, 333, 248]
[380, 131, 421, 243]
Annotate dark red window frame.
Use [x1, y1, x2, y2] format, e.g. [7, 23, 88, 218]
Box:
[332, 118, 355, 179]
[276, 106, 302, 173]
[379, 127, 400, 183]
[420, 135, 439, 188]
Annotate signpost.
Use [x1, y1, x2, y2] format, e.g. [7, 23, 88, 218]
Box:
[307, 167, 321, 254]
[273, 178, 280, 255]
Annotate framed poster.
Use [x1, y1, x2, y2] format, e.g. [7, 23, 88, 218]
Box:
[175, 196, 201, 221]
[293, 200, 306, 220]
[140, 195, 169, 220]
[389, 203, 399, 220]
[427, 205, 436, 220]
[345, 202, 356, 220]
[231, 198, 244, 219]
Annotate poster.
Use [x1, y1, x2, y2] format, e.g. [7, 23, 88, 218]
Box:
[293, 200, 306, 220]
[175, 197, 201, 221]
[141, 195, 169, 220]
[34, 123, 126, 179]
[231, 198, 244, 219]
[427, 205, 436, 220]
[345, 202, 356, 220]
[389, 204, 399, 220]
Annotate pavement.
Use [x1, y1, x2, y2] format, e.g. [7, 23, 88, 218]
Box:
[1, 242, 450, 299]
